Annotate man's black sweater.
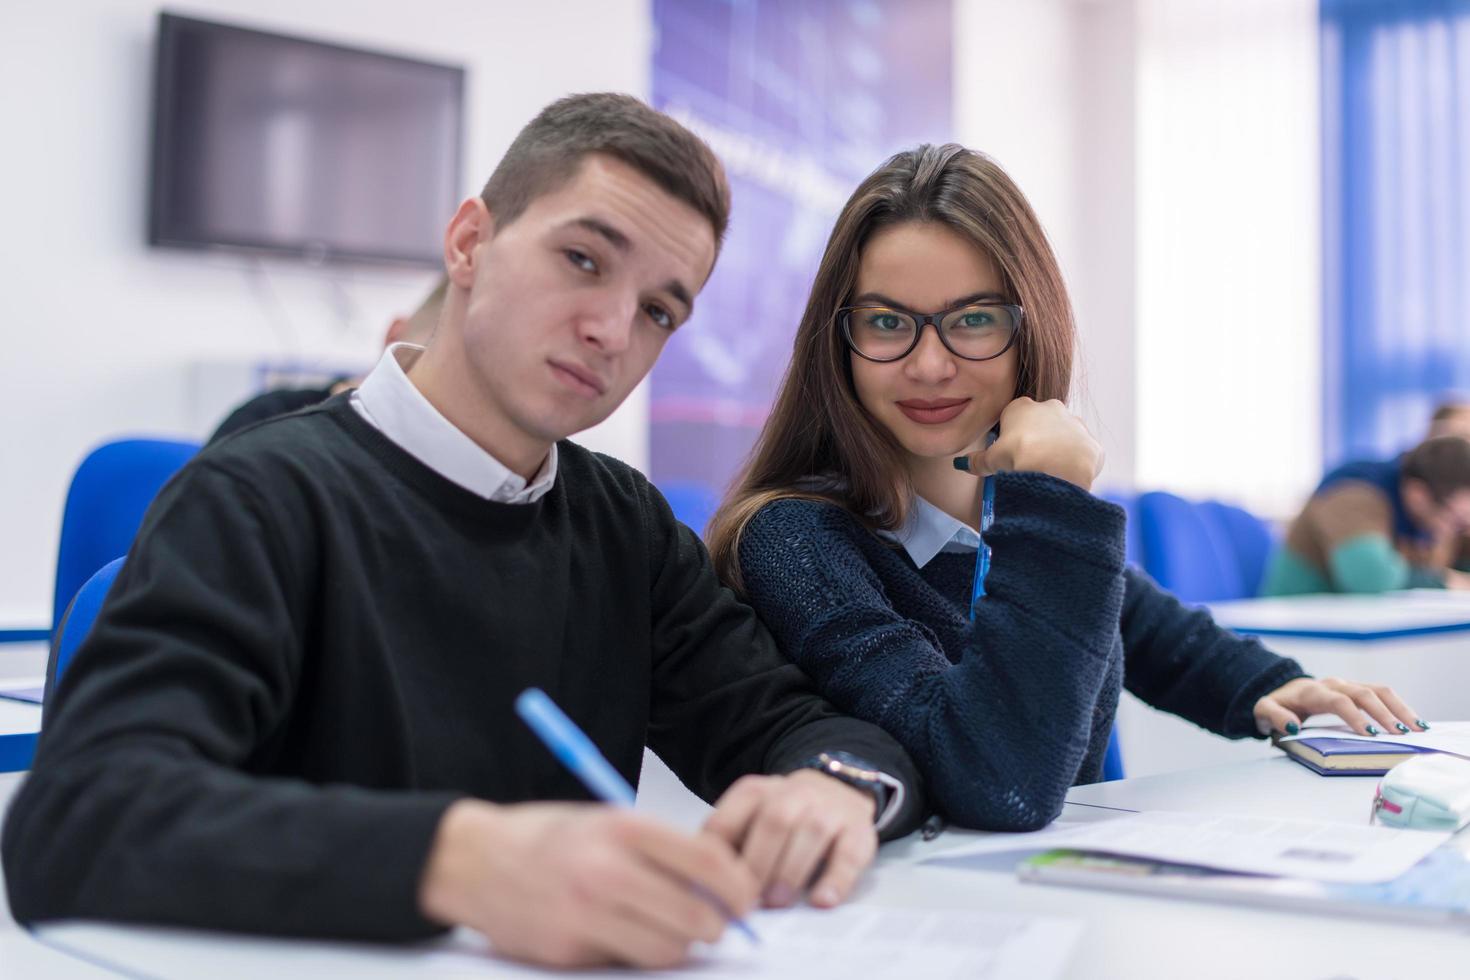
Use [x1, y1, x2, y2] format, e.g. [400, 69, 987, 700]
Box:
[3, 396, 922, 940]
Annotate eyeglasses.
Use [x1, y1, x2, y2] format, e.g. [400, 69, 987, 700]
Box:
[837, 302, 1024, 363]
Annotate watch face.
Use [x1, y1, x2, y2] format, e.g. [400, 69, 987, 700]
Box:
[821, 751, 881, 781]
[804, 752, 902, 831]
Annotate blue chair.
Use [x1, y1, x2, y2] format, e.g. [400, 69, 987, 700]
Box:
[657, 479, 720, 540]
[1103, 727, 1126, 782]
[0, 558, 127, 772]
[1200, 501, 1275, 598]
[1136, 491, 1245, 603]
[44, 557, 127, 709]
[52, 438, 198, 633]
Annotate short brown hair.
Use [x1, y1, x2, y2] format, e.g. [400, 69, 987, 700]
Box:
[480, 93, 730, 246]
[708, 144, 1075, 591]
[1431, 400, 1470, 423]
[1403, 436, 1470, 501]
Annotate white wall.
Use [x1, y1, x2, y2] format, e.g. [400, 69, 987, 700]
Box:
[958, 0, 1322, 520]
[955, 1, 1082, 276]
[1133, 0, 1322, 518]
[1072, 0, 1139, 491]
[954, 0, 1138, 491]
[0, 0, 651, 622]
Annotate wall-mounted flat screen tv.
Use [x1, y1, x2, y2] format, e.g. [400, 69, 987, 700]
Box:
[149, 12, 464, 266]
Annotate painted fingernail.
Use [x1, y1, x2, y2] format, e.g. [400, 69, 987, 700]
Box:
[1366, 724, 1380, 736]
[952, 456, 970, 472]
[1284, 722, 1299, 735]
[1417, 720, 1431, 730]
[1395, 722, 1410, 734]
[763, 883, 795, 908]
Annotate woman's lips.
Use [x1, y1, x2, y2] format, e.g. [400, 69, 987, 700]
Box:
[895, 398, 971, 425]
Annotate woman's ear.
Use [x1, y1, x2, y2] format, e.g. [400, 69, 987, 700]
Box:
[442, 197, 495, 290]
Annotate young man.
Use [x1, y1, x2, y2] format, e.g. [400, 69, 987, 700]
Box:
[3, 95, 923, 970]
[1425, 400, 1470, 571]
[206, 276, 450, 444]
[1262, 435, 1470, 595]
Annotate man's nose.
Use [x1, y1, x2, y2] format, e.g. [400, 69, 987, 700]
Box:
[577, 292, 637, 353]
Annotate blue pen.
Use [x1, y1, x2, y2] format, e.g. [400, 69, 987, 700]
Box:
[970, 430, 998, 621]
[515, 688, 760, 945]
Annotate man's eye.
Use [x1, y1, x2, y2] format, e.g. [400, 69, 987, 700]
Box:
[645, 304, 674, 330]
[565, 249, 597, 273]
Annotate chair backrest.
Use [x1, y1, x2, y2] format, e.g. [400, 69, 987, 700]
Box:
[1103, 725, 1125, 782]
[52, 438, 199, 632]
[656, 479, 720, 540]
[1198, 500, 1276, 598]
[46, 556, 126, 708]
[1136, 491, 1246, 603]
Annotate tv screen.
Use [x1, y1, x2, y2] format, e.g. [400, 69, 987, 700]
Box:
[149, 13, 464, 266]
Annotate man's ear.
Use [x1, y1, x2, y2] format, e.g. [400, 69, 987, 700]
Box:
[383, 317, 411, 348]
[443, 197, 495, 289]
[1402, 477, 1435, 516]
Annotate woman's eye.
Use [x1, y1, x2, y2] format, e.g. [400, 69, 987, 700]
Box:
[565, 249, 597, 274]
[960, 311, 994, 327]
[870, 314, 903, 331]
[645, 304, 674, 330]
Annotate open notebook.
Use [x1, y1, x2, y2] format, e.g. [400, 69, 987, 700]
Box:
[1018, 837, 1470, 927]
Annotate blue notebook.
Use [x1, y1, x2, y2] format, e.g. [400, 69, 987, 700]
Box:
[1275, 735, 1436, 776]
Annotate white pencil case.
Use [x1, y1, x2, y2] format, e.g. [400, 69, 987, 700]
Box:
[1373, 754, 1470, 832]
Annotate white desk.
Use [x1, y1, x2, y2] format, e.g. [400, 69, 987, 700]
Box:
[1209, 590, 1470, 641]
[0, 641, 46, 772]
[0, 639, 49, 675]
[1113, 593, 1470, 780]
[0, 698, 42, 773]
[7, 756, 1469, 979]
[0, 608, 49, 646]
[1208, 593, 1470, 723]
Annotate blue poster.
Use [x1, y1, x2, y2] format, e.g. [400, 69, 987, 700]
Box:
[650, 0, 953, 530]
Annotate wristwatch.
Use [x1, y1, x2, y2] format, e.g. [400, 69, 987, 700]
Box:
[800, 751, 905, 833]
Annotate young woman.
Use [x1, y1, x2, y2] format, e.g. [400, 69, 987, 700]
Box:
[707, 144, 1427, 832]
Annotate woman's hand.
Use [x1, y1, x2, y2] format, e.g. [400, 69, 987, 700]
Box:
[955, 397, 1103, 491]
[1399, 531, 1459, 571]
[1253, 677, 1428, 737]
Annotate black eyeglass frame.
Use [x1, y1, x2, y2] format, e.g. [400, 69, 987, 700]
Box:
[837, 302, 1025, 363]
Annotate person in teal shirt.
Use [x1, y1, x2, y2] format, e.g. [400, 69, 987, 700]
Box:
[1262, 436, 1470, 595]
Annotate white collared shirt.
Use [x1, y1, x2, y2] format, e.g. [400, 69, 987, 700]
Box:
[884, 495, 981, 569]
[350, 343, 557, 504]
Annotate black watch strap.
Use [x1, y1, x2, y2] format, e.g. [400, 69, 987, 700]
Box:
[799, 751, 904, 833]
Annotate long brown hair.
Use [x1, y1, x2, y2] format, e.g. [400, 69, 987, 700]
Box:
[707, 143, 1075, 592]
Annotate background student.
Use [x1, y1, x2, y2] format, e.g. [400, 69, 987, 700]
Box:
[1262, 435, 1470, 595]
[1428, 399, 1470, 441]
[207, 276, 450, 444]
[3, 94, 923, 971]
[706, 143, 1425, 833]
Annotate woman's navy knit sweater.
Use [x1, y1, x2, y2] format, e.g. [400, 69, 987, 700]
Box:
[738, 472, 1305, 831]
